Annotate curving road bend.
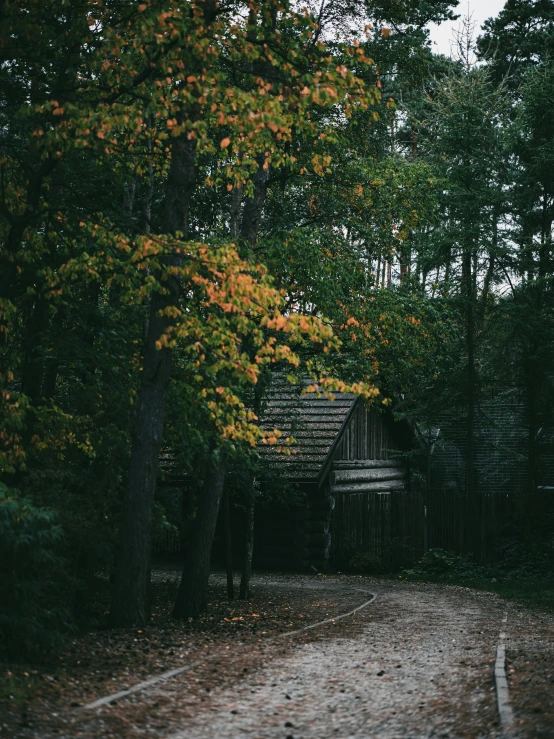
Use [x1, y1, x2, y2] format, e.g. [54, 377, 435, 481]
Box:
[157, 580, 506, 739]
[72, 575, 553, 739]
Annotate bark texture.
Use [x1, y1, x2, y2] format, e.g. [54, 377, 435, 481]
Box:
[173, 460, 228, 619]
[240, 155, 270, 249]
[21, 298, 49, 404]
[222, 486, 235, 600]
[462, 223, 478, 556]
[239, 478, 255, 600]
[236, 164, 270, 599]
[171, 141, 269, 620]
[230, 186, 242, 239]
[110, 131, 196, 628]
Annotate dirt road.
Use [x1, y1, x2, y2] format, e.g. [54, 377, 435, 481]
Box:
[164, 579, 504, 739]
[5, 574, 554, 738]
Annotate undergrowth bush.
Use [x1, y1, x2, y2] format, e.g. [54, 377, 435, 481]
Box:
[0, 487, 71, 659]
[348, 551, 384, 575]
[403, 537, 554, 583]
[335, 534, 413, 575]
[402, 548, 488, 580]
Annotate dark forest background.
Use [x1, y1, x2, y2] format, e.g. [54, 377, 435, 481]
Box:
[1, 0, 553, 659]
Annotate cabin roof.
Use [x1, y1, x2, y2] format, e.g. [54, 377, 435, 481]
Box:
[258, 381, 358, 482]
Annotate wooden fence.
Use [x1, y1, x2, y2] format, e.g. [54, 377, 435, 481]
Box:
[412, 487, 519, 561]
[331, 487, 520, 567]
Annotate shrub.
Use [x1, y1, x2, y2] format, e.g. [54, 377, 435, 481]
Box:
[0, 487, 71, 659]
[403, 548, 488, 580]
[348, 551, 384, 574]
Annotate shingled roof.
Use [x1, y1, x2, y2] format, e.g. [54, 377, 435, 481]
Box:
[258, 381, 357, 482]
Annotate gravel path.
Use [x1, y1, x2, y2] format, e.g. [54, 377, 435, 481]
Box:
[160, 579, 504, 739]
[9, 573, 554, 738]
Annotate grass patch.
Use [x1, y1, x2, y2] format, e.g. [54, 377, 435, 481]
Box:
[465, 577, 554, 613]
[0, 668, 43, 705]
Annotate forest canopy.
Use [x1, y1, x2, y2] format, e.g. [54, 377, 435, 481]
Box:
[1, 0, 553, 656]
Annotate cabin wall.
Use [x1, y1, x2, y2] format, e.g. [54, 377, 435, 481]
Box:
[252, 483, 336, 572]
[253, 483, 317, 570]
[324, 406, 409, 569]
[153, 405, 410, 573]
[334, 402, 392, 461]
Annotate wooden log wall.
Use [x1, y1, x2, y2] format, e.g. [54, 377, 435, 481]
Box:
[334, 404, 391, 461]
[333, 490, 392, 560]
[306, 492, 335, 571]
[327, 404, 407, 568]
[329, 458, 406, 567]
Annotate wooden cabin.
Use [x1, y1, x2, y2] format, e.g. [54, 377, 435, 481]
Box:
[157, 387, 554, 566]
[254, 383, 411, 571]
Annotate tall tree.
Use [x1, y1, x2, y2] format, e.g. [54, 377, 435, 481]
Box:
[413, 25, 510, 552]
[477, 0, 554, 89]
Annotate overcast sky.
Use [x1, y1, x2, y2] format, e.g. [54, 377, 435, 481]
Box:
[428, 0, 508, 56]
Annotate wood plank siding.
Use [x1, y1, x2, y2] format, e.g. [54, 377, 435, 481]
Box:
[254, 381, 409, 570]
[329, 408, 407, 569]
[334, 401, 391, 461]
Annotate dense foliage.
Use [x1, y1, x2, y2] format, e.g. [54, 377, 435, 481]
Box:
[1, 0, 553, 656]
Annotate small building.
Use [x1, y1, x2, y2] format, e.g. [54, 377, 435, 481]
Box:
[254, 383, 412, 571]
[158, 386, 554, 567]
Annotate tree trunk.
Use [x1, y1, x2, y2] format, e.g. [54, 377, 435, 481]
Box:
[526, 354, 540, 541]
[222, 486, 234, 600]
[123, 176, 136, 218]
[141, 148, 154, 343]
[173, 460, 227, 619]
[477, 252, 495, 331]
[0, 160, 57, 304]
[463, 234, 478, 556]
[240, 154, 269, 250]
[109, 289, 176, 627]
[230, 186, 242, 239]
[466, 300, 476, 509]
[399, 247, 410, 282]
[411, 124, 418, 158]
[0, 160, 57, 366]
[21, 297, 49, 404]
[239, 477, 255, 600]
[142, 159, 154, 235]
[539, 188, 551, 280]
[110, 129, 196, 628]
[235, 168, 270, 601]
[170, 131, 268, 622]
[40, 306, 67, 402]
